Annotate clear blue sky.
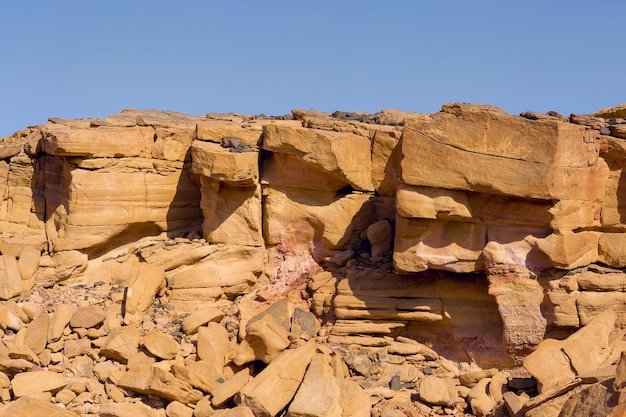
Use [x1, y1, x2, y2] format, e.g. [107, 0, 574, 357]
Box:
[1, 1, 624, 137]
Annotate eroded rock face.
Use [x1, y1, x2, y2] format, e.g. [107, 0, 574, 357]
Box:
[1, 103, 626, 379]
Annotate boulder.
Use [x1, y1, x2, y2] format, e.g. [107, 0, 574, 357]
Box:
[212, 368, 251, 407]
[181, 306, 224, 335]
[558, 380, 618, 417]
[100, 325, 142, 363]
[171, 361, 222, 394]
[245, 314, 291, 363]
[117, 363, 203, 405]
[44, 158, 201, 252]
[337, 378, 371, 417]
[592, 103, 626, 119]
[198, 179, 263, 246]
[63, 338, 91, 358]
[125, 263, 165, 315]
[152, 126, 194, 161]
[523, 338, 576, 394]
[459, 368, 498, 388]
[48, 304, 78, 342]
[23, 313, 49, 354]
[366, 220, 393, 261]
[0, 396, 77, 416]
[560, 308, 615, 375]
[535, 232, 599, 270]
[287, 354, 342, 417]
[290, 307, 320, 340]
[41, 123, 154, 157]
[99, 401, 161, 417]
[11, 371, 67, 397]
[70, 304, 106, 328]
[165, 401, 194, 417]
[524, 309, 616, 393]
[191, 141, 259, 186]
[238, 340, 317, 417]
[0, 255, 23, 300]
[370, 129, 402, 196]
[262, 124, 374, 192]
[401, 103, 599, 201]
[418, 375, 458, 407]
[467, 378, 496, 417]
[197, 323, 231, 369]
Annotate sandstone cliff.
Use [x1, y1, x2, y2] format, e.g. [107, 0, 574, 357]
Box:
[2, 103, 626, 369]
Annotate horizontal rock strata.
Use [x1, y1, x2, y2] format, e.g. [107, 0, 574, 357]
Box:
[1, 103, 626, 415]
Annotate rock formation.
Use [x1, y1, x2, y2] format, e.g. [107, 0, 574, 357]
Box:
[0, 102, 625, 415]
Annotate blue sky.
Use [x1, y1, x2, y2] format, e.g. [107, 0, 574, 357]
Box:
[1, 1, 624, 137]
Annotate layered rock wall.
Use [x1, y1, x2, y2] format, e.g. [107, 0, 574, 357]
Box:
[3, 103, 626, 365]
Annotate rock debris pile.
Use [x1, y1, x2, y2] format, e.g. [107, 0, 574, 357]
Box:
[0, 259, 624, 416]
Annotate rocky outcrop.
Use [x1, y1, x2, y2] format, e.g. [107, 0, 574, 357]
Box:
[2, 103, 626, 414]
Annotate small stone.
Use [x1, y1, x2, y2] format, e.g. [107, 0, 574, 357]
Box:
[100, 325, 142, 363]
[166, 400, 194, 417]
[73, 355, 95, 377]
[488, 371, 508, 403]
[49, 304, 78, 342]
[194, 396, 217, 417]
[419, 375, 458, 407]
[327, 250, 355, 266]
[142, 330, 180, 360]
[38, 349, 51, 366]
[459, 368, 499, 388]
[117, 363, 203, 405]
[67, 379, 87, 394]
[467, 378, 496, 417]
[615, 350, 626, 391]
[127, 349, 157, 368]
[503, 391, 529, 417]
[70, 305, 107, 329]
[245, 314, 290, 363]
[47, 339, 64, 353]
[105, 382, 126, 402]
[64, 338, 92, 358]
[379, 410, 406, 417]
[0, 388, 9, 402]
[197, 323, 230, 368]
[19, 303, 44, 320]
[290, 307, 320, 340]
[55, 388, 77, 405]
[24, 314, 50, 354]
[346, 354, 373, 376]
[390, 374, 401, 390]
[0, 301, 27, 331]
[378, 353, 405, 365]
[211, 367, 251, 406]
[181, 307, 224, 335]
[379, 362, 418, 383]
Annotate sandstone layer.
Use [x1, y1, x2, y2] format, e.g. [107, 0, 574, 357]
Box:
[1, 103, 626, 415]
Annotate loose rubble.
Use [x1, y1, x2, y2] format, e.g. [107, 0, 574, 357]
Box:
[0, 255, 620, 416]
